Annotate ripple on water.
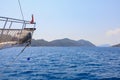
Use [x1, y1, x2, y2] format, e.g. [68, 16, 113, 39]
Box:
[0, 47, 120, 80]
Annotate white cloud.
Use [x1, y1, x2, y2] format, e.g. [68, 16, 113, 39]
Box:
[106, 28, 120, 36]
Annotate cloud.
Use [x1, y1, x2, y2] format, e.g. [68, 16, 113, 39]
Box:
[106, 28, 120, 36]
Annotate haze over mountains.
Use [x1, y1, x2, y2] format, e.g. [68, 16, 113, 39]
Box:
[31, 38, 95, 47]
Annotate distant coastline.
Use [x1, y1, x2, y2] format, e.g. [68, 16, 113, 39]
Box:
[31, 38, 95, 47]
[30, 38, 120, 47]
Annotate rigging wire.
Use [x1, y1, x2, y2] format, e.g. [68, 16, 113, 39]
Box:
[11, 42, 31, 65]
[3, 42, 30, 69]
[5, 0, 31, 67]
[18, 0, 24, 20]
[0, 0, 36, 78]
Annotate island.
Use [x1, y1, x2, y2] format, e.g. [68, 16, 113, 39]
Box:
[31, 38, 95, 47]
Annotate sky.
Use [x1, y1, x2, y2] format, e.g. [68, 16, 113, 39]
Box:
[0, 0, 120, 45]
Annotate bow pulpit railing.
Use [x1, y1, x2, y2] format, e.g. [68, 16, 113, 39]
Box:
[0, 16, 36, 49]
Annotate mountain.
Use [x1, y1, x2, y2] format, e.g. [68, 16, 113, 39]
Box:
[48, 38, 77, 46]
[31, 39, 49, 46]
[77, 39, 95, 46]
[112, 43, 120, 47]
[31, 38, 95, 47]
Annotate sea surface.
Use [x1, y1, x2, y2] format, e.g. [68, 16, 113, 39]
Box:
[0, 47, 120, 80]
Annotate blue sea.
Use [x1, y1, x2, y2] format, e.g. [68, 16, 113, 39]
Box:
[0, 47, 120, 80]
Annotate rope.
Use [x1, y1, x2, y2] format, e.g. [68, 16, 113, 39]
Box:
[18, 0, 24, 20]
[13, 42, 30, 62]
[5, 42, 30, 68]
[0, 42, 31, 77]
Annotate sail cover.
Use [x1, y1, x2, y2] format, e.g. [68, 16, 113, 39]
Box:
[0, 16, 36, 49]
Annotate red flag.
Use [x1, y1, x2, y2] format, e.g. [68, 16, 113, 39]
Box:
[30, 14, 34, 24]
